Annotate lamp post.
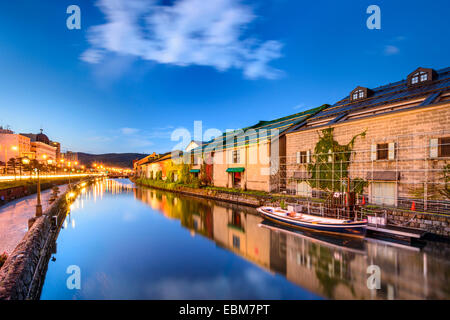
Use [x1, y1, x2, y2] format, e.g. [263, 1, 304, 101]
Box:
[68, 161, 72, 187]
[31, 159, 43, 217]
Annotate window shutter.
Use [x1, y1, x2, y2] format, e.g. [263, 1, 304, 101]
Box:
[296, 152, 300, 164]
[371, 144, 377, 161]
[388, 142, 396, 160]
[430, 139, 438, 158]
[306, 150, 311, 163]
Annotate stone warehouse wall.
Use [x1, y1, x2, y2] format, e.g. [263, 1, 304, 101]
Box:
[286, 104, 450, 206]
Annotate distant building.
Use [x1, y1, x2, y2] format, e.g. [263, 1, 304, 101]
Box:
[21, 129, 57, 163]
[62, 151, 78, 162]
[185, 140, 203, 152]
[0, 128, 32, 163]
[51, 141, 61, 160]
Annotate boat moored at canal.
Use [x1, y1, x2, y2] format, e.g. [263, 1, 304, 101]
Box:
[256, 206, 367, 237]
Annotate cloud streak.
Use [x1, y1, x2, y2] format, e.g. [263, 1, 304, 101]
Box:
[81, 0, 283, 79]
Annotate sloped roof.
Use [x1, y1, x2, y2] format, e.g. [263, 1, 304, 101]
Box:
[141, 151, 182, 165]
[287, 66, 450, 134]
[195, 105, 327, 154]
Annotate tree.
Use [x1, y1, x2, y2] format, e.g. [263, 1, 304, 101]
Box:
[199, 163, 211, 186]
[179, 163, 191, 184]
[7, 158, 17, 180]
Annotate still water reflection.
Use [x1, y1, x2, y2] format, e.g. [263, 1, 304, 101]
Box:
[40, 179, 450, 300]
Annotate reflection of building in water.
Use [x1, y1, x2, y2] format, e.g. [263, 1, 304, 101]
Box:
[132, 185, 450, 300]
[213, 206, 271, 270]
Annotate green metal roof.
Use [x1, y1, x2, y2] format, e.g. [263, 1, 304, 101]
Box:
[189, 169, 200, 173]
[226, 167, 245, 173]
[197, 105, 326, 154]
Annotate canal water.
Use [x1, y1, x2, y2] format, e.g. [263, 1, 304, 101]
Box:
[40, 179, 450, 300]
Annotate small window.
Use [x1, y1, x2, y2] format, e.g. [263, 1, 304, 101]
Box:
[232, 235, 240, 249]
[439, 137, 450, 157]
[296, 151, 311, 164]
[420, 73, 428, 81]
[410, 71, 428, 84]
[296, 151, 307, 164]
[377, 143, 389, 160]
[352, 89, 365, 101]
[232, 150, 240, 164]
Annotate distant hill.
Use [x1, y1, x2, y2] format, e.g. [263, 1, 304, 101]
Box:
[77, 152, 147, 168]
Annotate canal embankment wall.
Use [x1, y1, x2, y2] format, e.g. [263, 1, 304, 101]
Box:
[134, 180, 450, 238]
[0, 179, 92, 300]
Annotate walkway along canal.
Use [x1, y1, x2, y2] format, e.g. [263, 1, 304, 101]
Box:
[38, 179, 449, 299]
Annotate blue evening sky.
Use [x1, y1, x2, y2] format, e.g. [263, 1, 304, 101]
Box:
[0, 0, 448, 154]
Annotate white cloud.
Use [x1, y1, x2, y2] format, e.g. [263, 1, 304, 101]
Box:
[384, 45, 400, 56]
[121, 127, 139, 135]
[81, 0, 283, 79]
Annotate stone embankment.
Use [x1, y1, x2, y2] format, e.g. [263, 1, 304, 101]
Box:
[0, 179, 92, 300]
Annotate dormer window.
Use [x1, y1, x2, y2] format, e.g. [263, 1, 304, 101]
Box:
[411, 71, 427, 84]
[350, 86, 371, 102]
[407, 67, 435, 86]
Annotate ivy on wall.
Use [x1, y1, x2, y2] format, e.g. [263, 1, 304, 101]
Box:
[306, 128, 367, 193]
[443, 164, 450, 199]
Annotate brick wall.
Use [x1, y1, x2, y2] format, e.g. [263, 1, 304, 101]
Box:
[286, 104, 450, 211]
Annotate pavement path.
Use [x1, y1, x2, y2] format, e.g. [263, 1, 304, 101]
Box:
[0, 185, 68, 254]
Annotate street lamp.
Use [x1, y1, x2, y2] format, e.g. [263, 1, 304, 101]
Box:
[31, 160, 43, 217]
[47, 159, 55, 175]
[67, 162, 72, 187]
